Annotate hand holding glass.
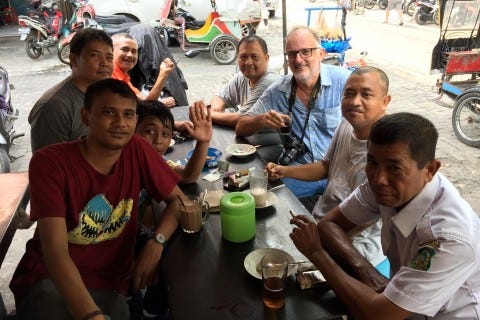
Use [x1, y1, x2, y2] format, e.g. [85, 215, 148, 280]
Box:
[278, 111, 292, 135]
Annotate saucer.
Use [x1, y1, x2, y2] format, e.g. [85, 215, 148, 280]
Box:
[187, 147, 222, 168]
[244, 248, 295, 279]
[226, 144, 256, 158]
[244, 190, 277, 208]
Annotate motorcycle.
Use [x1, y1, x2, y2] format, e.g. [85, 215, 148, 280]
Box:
[18, 0, 63, 59]
[0, 66, 24, 173]
[403, 0, 417, 16]
[414, 0, 439, 25]
[56, 0, 99, 64]
[364, 0, 388, 10]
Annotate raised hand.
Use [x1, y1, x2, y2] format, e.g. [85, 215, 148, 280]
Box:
[185, 101, 212, 143]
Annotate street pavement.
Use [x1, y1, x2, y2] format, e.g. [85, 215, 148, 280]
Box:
[0, 1, 479, 314]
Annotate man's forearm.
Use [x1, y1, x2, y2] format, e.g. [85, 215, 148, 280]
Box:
[145, 70, 169, 101]
[282, 162, 328, 181]
[210, 111, 239, 127]
[235, 115, 265, 136]
[318, 221, 388, 292]
[44, 248, 102, 319]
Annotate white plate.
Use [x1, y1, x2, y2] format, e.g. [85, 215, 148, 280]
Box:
[169, 139, 175, 148]
[244, 248, 296, 280]
[226, 144, 256, 157]
[244, 191, 277, 208]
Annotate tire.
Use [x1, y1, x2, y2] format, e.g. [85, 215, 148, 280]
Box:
[269, 9, 275, 17]
[379, 0, 387, 10]
[24, 31, 42, 59]
[364, 0, 376, 10]
[406, 2, 416, 16]
[452, 92, 480, 148]
[0, 147, 10, 173]
[414, 10, 427, 25]
[58, 42, 70, 65]
[240, 23, 253, 37]
[209, 35, 238, 65]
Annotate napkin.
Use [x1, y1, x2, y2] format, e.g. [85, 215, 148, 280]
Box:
[202, 189, 225, 213]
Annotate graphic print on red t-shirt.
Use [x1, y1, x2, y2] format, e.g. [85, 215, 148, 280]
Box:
[68, 194, 134, 245]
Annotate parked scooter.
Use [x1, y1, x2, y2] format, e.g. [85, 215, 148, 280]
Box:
[403, 0, 417, 16]
[364, 0, 388, 10]
[414, 0, 439, 25]
[0, 66, 24, 173]
[18, 0, 63, 59]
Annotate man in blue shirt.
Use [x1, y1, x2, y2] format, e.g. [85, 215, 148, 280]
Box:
[236, 26, 351, 198]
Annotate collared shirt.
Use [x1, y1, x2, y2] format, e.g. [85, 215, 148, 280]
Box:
[244, 64, 351, 164]
[340, 173, 480, 319]
[112, 64, 141, 96]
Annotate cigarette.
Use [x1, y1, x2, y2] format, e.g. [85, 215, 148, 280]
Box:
[289, 210, 296, 218]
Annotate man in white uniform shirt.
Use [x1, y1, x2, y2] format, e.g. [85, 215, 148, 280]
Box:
[290, 112, 480, 319]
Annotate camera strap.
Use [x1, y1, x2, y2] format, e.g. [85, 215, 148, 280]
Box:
[287, 75, 322, 147]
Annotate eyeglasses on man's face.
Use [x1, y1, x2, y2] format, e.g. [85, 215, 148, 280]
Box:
[284, 47, 320, 60]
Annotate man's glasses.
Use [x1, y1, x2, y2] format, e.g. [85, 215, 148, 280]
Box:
[284, 48, 320, 60]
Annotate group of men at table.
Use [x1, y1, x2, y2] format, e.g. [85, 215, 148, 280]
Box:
[7, 21, 479, 320]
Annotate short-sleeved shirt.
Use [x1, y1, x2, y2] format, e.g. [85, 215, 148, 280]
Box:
[217, 69, 279, 115]
[340, 173, 480, 319]
[244, 64, 351, 164]
[10, 135, 180, 303]
[312, 119, 385, 266]
[112, 64, 141, 96]
[28, 76, 87, 152]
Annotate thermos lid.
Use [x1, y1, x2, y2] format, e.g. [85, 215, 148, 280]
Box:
[220, 192, 255, 216]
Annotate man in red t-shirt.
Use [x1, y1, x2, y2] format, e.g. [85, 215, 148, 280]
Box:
[10, 79, 183, 320]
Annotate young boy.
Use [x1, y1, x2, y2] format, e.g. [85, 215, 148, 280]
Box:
[135, 100, 211, 228]
[136, 100, 212, 183]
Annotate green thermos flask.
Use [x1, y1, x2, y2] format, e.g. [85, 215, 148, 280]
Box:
[220, 192, 256, 243]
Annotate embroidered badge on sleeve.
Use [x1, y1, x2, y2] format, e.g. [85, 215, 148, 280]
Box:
[408, 240, 440, 271]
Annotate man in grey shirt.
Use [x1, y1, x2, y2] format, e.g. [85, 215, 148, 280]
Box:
[209, 35, 279, 127]
[28, 28, 114, 152]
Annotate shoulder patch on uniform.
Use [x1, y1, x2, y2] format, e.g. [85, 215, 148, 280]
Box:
[408, 240, 440, 271]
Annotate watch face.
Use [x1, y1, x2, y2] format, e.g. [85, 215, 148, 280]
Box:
[155, 233, 166, 244]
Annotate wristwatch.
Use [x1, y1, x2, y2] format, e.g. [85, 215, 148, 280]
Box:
[154, 232, 167, 246]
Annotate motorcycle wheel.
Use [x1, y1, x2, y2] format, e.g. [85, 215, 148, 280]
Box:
[414, 10, 427, 25]
[24, 31, 42, 59]
[452, 92, 480, 148]
[209, 35, 238, 65]
[379, 0, 387, 10]
[58, 43, 70, 65]
[364, 0, 376, 9]
[407, 2, 416, 16]
[0, 147, 10, 173]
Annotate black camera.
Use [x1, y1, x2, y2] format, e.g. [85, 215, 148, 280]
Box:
[278, 137, 306, 165]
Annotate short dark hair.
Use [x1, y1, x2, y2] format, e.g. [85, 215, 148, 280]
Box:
[238, 35, 268, 54]
[369, 112, 438, 168]
[84, 79, 137, 110]
[350, 66, 389, 94]
[137, 100, 174, 132]
[70, 28, 113, 56]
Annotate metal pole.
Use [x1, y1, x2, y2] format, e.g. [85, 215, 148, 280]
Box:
[282, 0, 288, 75]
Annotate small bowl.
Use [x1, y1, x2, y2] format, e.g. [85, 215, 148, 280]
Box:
[187, 147, 222, 168]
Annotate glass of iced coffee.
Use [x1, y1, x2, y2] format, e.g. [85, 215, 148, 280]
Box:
[179, 195, 209, 233]
[261, 252, 288, 309]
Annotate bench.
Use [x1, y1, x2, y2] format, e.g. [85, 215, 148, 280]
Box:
[0, 172, 29, 319]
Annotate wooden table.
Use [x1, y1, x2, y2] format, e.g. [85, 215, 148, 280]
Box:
[0, 171, 29, 318]
[159, 108, 347, 320]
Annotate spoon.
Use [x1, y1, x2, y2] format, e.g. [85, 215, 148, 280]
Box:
[177, 195, 186, 207]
